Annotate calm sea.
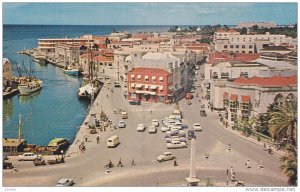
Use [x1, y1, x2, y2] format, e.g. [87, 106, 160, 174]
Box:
[2, 25, 171, 146]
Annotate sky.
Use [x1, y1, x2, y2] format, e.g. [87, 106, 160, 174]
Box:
[2, 2, 298, 25]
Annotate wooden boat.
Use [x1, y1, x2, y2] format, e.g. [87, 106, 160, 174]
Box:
[47, 138, 69, 155]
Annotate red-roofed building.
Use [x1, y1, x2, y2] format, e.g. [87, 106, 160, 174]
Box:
[215, 75, 297, 128]
[207, 51, 260, 65]
[127, 67, 173, 103]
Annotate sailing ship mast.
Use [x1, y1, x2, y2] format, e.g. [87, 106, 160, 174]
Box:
[18, 114, 22, 142]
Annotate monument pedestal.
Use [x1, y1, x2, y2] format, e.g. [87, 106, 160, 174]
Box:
[185, 177, 200, 186]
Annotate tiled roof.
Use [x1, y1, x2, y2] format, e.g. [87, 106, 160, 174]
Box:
[94, 55, 113, 62]
[261, 46, 291, 51]
[228, 29, 238, 33]
[233, 75, 297, 87]
[129, 67, 170, 76]
[208, 51, 260, 64]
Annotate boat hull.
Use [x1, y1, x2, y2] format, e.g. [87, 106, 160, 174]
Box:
[63, 69, 79, 76]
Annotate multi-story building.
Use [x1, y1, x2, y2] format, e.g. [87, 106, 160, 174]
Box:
[127, 67, 172, 103]
[2, 58, 12, 88]
[37, 35, 94, 55]
[55, 44, 81, 65]
[214, 29, 293, 53]
[219, 75, 297, 127]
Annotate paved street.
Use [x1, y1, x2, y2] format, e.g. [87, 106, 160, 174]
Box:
[2, 66, 288, 187]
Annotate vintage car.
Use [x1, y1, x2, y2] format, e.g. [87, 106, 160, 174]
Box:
[156, 152, 175, 162]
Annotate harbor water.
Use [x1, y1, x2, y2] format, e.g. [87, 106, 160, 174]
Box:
[2, 24, 170, 146]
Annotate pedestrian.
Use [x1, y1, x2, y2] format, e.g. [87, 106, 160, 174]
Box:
[173, 158, 178, 166]
[230, 166, 234, 175]
[263, 143, 267, 151]
[130, 157, 135, 166]
[228, 143, 231, 151]
[117, 158, 123, 167]
[259, 160, 264, 169]
[96, 135, 100, 144]
[106, 166, 111, 173]
[114, 124, 116, 130]
[106, 94, 108, 98]
[246, 160, 251, 168]
[13, 165, 18, 172]
[231, 172, 236, 182]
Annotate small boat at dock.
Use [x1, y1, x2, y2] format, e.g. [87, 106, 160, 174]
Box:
[18, 77, 43, 96]
[63, 65, 80, 76]
[48, 138, 70, 155]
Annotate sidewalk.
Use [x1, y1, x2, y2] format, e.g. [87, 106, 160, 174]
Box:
[217, 120, 286, 156]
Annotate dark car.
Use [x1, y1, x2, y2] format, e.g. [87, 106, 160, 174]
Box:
[129, 100, 141, 105]
[188, 130, 195, 140]
[200, 110, 207, 117]
[181, 124, 188, 129]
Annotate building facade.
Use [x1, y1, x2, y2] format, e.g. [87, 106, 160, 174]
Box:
[218, 75, 297, 127]
[127, 67, 172, 103]
[2, 58, 12, 88]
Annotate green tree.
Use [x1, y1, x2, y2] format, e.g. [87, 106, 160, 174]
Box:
[240, 27, 248, 35]
[268, 97, 297, 145]
[197, 38, 211, 44]
[252, 25, 259, 31]
[280, 145, 297, 186]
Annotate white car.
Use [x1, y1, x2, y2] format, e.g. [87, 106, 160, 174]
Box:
[137, 123, 146, 132]
[156, 152, 175, 162]
[193, 123, 202, 131]
[56, 178, 74, 187]
[160, 126, 170, 132]
[166, 141, 187, 149]
[118, 121, 126, 128]
[148, 125, 157, 133]
[166, 136, 187, 143]
[151, 119, 159, 127]
[18, 153, 38, 161]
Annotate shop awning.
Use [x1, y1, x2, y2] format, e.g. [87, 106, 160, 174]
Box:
[159, 77, 164, 81]
[230, 94, 238, 101]
[135, 90, 156, 95]
[150, 85, 157, 89]
[159, 86, 164, 91]
[135, 84, 143, 88]
[241, 95, 250, 103]
[223, 92, 229, 98]
[144, 85, 149, 89]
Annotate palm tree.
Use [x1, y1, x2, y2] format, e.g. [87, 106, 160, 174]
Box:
[268, 97, 297, 145]
[280, 145, 297, 186]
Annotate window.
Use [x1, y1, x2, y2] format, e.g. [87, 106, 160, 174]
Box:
[145, 76, 149, 82]
[242, 45, 246, 49]
[249, 51, 253, 54]
[131, 74, 135, 82]
[137, 75, 141, 81]
[230, 45, 234, 48]
[236, 45, 239, 48]
[152, 76, 156, 82]
[212, 72, 218, 79]
[159, 77, 164, 83]
[221, 72, 229, 79]
[224, 45, 228, 49]
[249, 45, 253, 49]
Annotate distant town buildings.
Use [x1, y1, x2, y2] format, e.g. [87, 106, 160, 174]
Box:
[2, 58, 12, 88]
[236, 21, 277, 29]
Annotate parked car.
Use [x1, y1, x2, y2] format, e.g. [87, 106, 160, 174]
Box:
[148, 125, 157, 133]
[121, 111, 128, 119]
[156, 152, 175, 162]
[18, 153, 38, 161]
[152, 119, 159, 127]
[56, 178, 74, 187]
[166, 136, 187, 143]
[118, 121, 126, 128]
[129, 100, 141, 105]
[137, 123, 146, 132]
[193, 123, 202, 131]
[106, 80, 111, 85]
[200, 110, 207, 117]
[181, 124, 188, 129]
[185, 93, 193, 99]
[160, 126, 170, 132]
[114, 81, 121, 87]
[166, 141, 187, 149]
[3, 153, 8, 161]
[188, 130, 195, 140]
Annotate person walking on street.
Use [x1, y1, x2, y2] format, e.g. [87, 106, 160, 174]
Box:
[173, 158, 178, 166]
[117, 158, 123, 167]
[130, 157, 135, 166]
[96, 134, 100, 144]
[246, 160, 251, 168]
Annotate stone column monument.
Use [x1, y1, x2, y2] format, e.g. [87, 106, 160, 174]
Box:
[185, 138, 200, 186]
